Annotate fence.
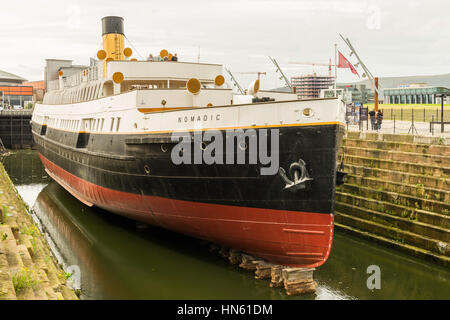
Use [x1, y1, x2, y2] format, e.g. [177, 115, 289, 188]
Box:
[381, 107, 450, 123]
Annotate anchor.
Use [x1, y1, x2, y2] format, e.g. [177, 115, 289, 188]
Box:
[278, 158, 313, 192]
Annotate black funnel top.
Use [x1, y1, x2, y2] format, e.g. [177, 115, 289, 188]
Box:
[102, 16, 124, 35]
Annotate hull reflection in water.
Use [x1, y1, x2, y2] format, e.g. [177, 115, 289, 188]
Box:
[34, 182, 307, 300]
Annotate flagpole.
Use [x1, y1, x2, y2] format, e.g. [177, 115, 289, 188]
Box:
[334, 43, 337, 94]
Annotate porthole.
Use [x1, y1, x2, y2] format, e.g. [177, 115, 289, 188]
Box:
[161, 144, 168, 152]
[302, 108, 314, 117]
[161, 99, 167, 106]
[144, 165, 151, 174]
[201, 142, 207, 150]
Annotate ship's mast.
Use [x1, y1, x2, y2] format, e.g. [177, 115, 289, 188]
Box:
[268, 56, 292, 90]
[225, 68, 245, 94]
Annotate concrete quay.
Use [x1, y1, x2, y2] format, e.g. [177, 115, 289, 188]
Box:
[0, 162, 78, 300]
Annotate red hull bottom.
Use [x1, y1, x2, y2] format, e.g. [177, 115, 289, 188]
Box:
[39, 153, 334, 267]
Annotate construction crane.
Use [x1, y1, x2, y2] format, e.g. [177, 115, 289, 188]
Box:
[268, 56, 292, 90]
[224, 67, 245, 95]
[288, 59, 335, 76]
[235, 71, 267, 82]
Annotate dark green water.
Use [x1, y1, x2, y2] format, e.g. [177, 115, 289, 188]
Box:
[1, 150, 449, 299]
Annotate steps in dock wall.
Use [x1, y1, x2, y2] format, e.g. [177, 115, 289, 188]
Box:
[337, 133, 450, 267]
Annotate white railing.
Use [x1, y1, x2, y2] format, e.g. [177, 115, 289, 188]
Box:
[48, 80, 60, 91]
[48, 62, 104, 92]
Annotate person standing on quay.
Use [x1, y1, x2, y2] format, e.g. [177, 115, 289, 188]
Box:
[369, 109, 376, 130]
[377, 110, 383, 130]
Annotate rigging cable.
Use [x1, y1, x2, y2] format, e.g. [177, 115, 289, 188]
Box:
[124, 34, 145, 60]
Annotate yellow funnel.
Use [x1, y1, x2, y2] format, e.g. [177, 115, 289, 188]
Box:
[101, 16, 125, 76]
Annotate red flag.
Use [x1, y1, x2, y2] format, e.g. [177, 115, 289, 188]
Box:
[338, 51, 359, 77]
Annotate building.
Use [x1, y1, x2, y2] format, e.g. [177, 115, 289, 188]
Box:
[0, 69, 33, 109]
[341, 73, 450, 101]
[22, 80, 46, 103]
[291, 73, 335, 99]
[337, 84, 375, 104]
[383, 83, 450, 104]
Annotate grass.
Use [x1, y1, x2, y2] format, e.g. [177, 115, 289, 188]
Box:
[364, 103, 450, 122]
[12, 267, 40, 294]
[22, 224, 39, 238]
[366, 103, 450, 108]
[1, 205, 8, 223]
[57, 270, 73, 282]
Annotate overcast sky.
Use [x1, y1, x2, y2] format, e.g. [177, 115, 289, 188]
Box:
[1, 0, 449, 89]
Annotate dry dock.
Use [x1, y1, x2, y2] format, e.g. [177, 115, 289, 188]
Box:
[0, 161, 77, 300]
[337, 132, 450, 267]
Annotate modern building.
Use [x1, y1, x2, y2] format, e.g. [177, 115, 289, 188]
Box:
[383, 83, 450, 104]
[0, 69, 33, 109]
[22, 80, 46, 103]
[291, 73, 335, 99]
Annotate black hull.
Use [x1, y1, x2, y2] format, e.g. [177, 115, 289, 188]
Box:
[32, 122, 344, 214]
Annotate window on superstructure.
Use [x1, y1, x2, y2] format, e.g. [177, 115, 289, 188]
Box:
[116, 117, 121, 132]
[101, 118, 104, 131]
[110, 118, 115, 132]
[96, 119, 100, 132]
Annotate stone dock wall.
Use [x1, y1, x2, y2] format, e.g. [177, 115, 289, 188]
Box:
[336, 132, 450, 267]
[0, 162, 78, 300]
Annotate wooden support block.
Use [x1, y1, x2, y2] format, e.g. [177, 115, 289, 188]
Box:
[218, 247, 229, 259]
[254, 261, 273, 280]
[284, 280, 317, 296]
[208, 243, 219, 253]
[238, 254, 257, 270]
[228, 249, 242, 265]
[270, 265, 284, 288]
[282, 267, 315, 285]
[282, 267, 317, 295]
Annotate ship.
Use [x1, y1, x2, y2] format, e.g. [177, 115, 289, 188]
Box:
[31, 16, 346, 268]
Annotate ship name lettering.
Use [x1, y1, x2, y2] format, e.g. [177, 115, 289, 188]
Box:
[178, 114, 221, 123]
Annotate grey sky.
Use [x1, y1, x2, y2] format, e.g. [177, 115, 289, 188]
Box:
[1, 0, 449, 90]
